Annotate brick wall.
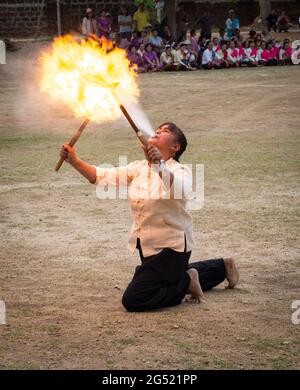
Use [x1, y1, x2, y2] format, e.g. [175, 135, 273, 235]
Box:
[0, 0, 134, 38]
[0, 0, 299, 38]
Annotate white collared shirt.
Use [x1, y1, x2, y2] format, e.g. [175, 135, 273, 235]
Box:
[93, 158, 194, 257]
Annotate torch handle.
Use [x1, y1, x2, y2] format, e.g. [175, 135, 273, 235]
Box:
[55, 118, 90, 171]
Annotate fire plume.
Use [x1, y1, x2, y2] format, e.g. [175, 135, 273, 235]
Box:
[40, 35, 139, 122]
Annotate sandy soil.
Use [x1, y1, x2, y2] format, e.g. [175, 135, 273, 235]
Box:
[0, 42, 300, 370]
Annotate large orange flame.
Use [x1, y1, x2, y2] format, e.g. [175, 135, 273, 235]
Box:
[40, 35, 139, 122]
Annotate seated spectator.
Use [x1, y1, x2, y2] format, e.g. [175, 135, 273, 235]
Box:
[127, 45, 145, 73]
[173, 42, 193, 70]
[201, 41, 221, 69]
[149, 29, 164, 55]
[190, 30, 200, 55]
[215, 43, 230, 68]
[82, 8, 99, 37]
[258, 41, 268, 65]
[143, 43, 161, 72]
[245, 40, 258, 66]
[171, 42, 179, 61]
[227, 39, 240, 67]
[138, 42, 146, 57]
[270, 39, 280, 60]
[258, 41, 277, 66]
[255, 33, 263, 48]
[198, 36, 208, 53]
[266, 41, 278, 65]
[144, 24, 153, 41]
[119, 35, 131, 49]
[181, 49, 197, 70]
[266, 10, 278, 32]
[248, 29, 257, 41]
[184, 41, 198, 68]
[141, 30, 150, 44]
[277, 11, 292, 32]
[131, 31, 143, 48]
[279, 41, 292, 64]
[112, 32, 121, 48]
[162, 25, 173, 45]
[236, 41, 250, 66]
[160, 45, 175, 71]
[233, 28, 243, 43]
[212, 36, 221, 52]
[217, 28, 228, 44]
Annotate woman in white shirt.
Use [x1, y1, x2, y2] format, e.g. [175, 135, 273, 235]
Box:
[118, 6, 132, 39]
[82, 8, 99, 37]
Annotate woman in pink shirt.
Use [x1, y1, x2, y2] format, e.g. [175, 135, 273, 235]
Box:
[236, 41, 249, 65]
[227, 40, 240, 67]
[258, 41, 269, 65]
[266, 41, 278, 65]
[245, 40, 258, 66]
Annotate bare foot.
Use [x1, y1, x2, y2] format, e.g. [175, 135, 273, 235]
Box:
[224, 258, 239, 289]
[186, 268, 204, 303]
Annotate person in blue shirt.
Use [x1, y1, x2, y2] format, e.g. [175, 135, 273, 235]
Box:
[226, 10, 239, 39]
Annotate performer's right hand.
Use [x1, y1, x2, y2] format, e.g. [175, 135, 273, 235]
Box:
[59, 144, 79, 166]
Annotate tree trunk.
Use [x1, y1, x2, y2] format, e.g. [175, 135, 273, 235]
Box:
[164, 0, 177, 39]
[259, 0, 271, 26]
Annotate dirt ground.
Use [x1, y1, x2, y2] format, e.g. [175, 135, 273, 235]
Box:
[0, 42, 300, 370]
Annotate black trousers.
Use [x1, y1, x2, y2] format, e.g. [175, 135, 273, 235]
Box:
[122, 239, 226, 312]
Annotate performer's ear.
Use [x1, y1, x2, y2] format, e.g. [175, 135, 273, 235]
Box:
[171, 142, 180, 153]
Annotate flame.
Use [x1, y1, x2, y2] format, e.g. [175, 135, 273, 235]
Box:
[40, 35, 139, 122]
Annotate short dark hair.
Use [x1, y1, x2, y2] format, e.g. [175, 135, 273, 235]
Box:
[159, 122, 187, 161]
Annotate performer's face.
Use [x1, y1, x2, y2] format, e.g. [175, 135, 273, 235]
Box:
[149, 125, 180, 158]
